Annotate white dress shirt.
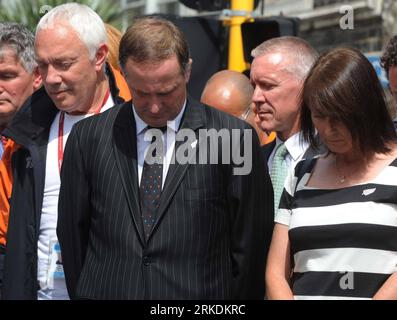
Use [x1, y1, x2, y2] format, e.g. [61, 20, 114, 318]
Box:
[267, 131, 310, 175]
[132, 100, 187, 189]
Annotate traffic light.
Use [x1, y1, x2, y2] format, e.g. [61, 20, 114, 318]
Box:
[179, 0, 260, 11]
[241, 16, 300, 64]
[178, 0, 229, 11]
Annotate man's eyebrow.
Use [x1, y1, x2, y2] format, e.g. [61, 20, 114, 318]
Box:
[37, 57, 77, 64]
[160, 82, 179, 94]
[255, 78, 279, 84]
[53, 57, 77, 63]
[0, 68, 18, 73]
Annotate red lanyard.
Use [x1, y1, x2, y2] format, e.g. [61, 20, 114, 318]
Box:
[58, 89, 110, 173]
[1, 136, 7, 149]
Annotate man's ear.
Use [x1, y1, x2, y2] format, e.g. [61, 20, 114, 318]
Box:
[32, 66, 42, 92]
[184, 58, 193, 83]
[95, 43, 109, 71]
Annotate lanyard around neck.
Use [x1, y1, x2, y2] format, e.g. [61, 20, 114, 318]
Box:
[58, 89, 110, 173]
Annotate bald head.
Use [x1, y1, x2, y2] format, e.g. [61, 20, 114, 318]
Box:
[201, 70, 253, 118]
[201, 69, 270, 145]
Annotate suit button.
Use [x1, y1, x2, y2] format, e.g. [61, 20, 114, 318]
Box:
[143, 256, 151, 266]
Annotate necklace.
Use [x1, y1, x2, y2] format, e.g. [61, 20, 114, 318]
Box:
[334, 155, 346, 184]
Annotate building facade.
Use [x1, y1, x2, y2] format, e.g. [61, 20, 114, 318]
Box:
[119, 0, 195, 29]
[119, 0, 392, 53]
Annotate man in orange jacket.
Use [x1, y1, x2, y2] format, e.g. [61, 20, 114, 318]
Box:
[0, 23, 42, 297]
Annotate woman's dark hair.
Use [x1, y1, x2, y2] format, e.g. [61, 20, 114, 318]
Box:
[301, 47, 396, 157]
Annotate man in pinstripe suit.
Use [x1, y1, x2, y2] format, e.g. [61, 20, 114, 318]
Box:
[57, 17, 274, 300]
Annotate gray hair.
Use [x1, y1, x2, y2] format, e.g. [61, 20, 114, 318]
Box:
[251, 36, 318, 80]
[0, 22, 37, 73]
[36, 3, 107, 60]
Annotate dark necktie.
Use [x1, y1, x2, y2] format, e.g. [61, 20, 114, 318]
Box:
[139, 126, 167, 239]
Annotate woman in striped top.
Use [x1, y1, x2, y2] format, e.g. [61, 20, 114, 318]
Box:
[265, 47, 397, 300]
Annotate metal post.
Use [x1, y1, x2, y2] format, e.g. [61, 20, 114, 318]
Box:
[120, 0, 128, 32]
[227, 0, 254, 71]
[145, 0, 158, 14]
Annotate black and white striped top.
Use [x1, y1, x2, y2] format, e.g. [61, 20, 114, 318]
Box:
[276, 156, 397, 300]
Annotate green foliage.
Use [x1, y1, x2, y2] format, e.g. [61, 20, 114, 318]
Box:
[0, 0, 122, 31]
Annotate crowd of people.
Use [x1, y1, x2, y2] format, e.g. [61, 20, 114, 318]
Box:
[0, 2, 396, 300]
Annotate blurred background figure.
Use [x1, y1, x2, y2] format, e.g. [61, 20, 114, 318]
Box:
[266, 47, 397, 300]
[0, 22, 41, 299]
[104, 23, 131, 102]
[201, 69, 274, 145]
[105, 23, 123, 70]
[381, 35, 397, 131]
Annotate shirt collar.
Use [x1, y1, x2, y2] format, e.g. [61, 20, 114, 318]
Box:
[132, 99, 187, 136]
[276, 131, 309, 161]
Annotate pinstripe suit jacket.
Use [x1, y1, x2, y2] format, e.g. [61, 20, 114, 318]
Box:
[57, 98, 274, 300]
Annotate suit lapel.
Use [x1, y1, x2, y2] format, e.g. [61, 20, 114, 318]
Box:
[112, 103, 145, 245]
[148, 98, 205, 241]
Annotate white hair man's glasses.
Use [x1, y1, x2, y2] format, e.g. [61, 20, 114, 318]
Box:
[239, 105, 252, 121]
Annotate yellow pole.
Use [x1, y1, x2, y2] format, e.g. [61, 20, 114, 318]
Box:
[228, 0, 254, 72]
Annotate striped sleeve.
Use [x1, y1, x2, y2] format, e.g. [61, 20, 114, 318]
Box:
[275, 168, 297, 226]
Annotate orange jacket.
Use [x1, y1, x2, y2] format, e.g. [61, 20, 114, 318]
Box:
[265, 131, 276, 144]
[0, 139, 19, 246]
[109, 64, 131, 102]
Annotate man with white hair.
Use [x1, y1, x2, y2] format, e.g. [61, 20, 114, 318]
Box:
[250, 37, 320, 215]
[1, 3, 126, 300]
